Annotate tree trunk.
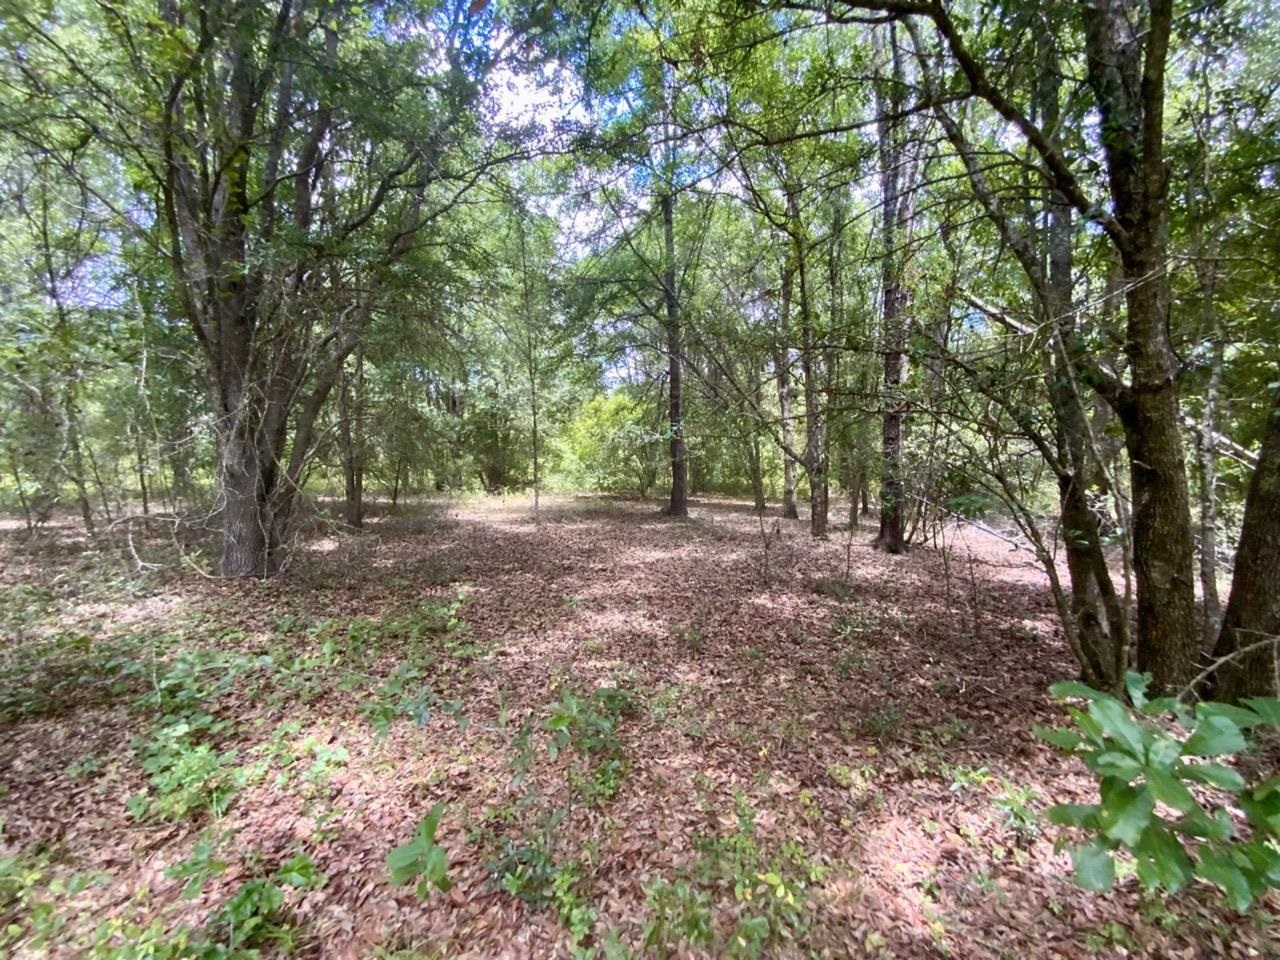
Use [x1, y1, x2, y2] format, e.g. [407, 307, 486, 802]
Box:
[1082, 0, 1199, 691]
[9, 451, 33, 532]
[218, 430, 270, 578]
[661, 189, 688, 518]
[132, 421, 150, 517]
[1195, 293, 1224, 648]
[873, 25, 911, 554]
[339, 349, 365, 529]
[391, 458, 404, 508]
[63, 411, 96, 536]
[748, 435, 766, 512]
[1209, 387, 1280, 700]
[798, 252, 827, 538]
[775, 261, 800, 520]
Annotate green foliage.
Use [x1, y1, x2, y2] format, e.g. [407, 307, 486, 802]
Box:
[360, 662, 436, 738]
[165, 834, 229, 900]
[642, 879, 714, 956]
[993, 782, 1040, 840]
[560, 392, 664, 497]
[644, 792, 824, 957]
[128, 719, 242, 822]
[544, 685, 634, 762]
[387, 804, 452, 899]
[1036, 672, 1280, 910]
[548, 863, 598, 956]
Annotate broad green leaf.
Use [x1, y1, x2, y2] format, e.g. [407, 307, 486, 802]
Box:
[1146, 768, 1196, 812]
[1089, 751, 1143, 781]
[1124, 671, 1150, 708]
[1089, 697, 1146, 758]
[1181, 716, 1246, 758]
[1098, 783, 1154, 847]
[1197, 702, 1267, 729]
[420, 802, 447, 842]
[1173, 806, 1235, 841]
[1072, 842, 1115, 892]
[1046, 803, 1098, 828]
[1134, 826, 1192, 892]
[1240, 789, 1280, 835]
[1068, 706, 1106, 746]
[1146, 735, 1182, 770]
[1050, 680, 1105, 702]
[1034, 725, 1084, 750]
[1196, 849, 1255, 911]
[1177, 762, 1245, 792]
[1241, 698, 1280, 727]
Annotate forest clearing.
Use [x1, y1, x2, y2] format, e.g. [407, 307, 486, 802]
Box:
[3, 0, 1280, 955]
[1, 498, 1276, 958]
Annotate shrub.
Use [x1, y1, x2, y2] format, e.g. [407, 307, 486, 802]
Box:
[1036, 672, 1280, 910]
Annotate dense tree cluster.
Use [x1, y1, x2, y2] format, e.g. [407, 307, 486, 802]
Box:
[2, 0, 1277, 697]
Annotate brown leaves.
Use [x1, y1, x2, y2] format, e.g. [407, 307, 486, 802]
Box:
[2, 500, 1277, 957]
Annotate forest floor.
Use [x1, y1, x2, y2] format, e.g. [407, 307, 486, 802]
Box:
[0, 495, 1275, 959]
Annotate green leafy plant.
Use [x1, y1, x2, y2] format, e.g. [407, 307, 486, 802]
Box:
[549, 863, 598, 956]
[165, 833, 229, 899]
[1036, 671, 1280, 910]
[993, 781, 1040, 840]
[360, 662, 436, 737]
[642, 878, 714, 957]
[127, 720, 242, 821]
[387, 804, 452, 898]
[544, 685, 634, 760]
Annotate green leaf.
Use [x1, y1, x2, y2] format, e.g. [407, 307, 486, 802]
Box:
[387, 842, 427, 885]
[1089, 697, 1146, 758]
[1035, 725, 1084, 750]
[1050, 680, 1106, 702]
[1098, 783, 1154, 847]
[1072, 842, 1115, 892]
[1133, 826, 1192, 893]
[1177, 762, 1245, 792]
[1181, 716, 1246, 758]
[1196, 849, 1255, 912]
[1090, 751, 1143, 781]
[1124, 671, 1150, 708]
[1241, 698, 1280, 727]
[1046, 803, 1098, 828]
[1197, 702, 1268, 729]
[1146, 768, 1196, 812]
[1173, 806, 1235, 841]
[1240, 788, 1280, 835]
[420, 802, 447, 842]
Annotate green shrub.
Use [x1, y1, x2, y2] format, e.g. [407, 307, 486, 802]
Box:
[1036, 671, 1280, 910]
[387, 804, 452, 898]
[128, 720, 242, 822]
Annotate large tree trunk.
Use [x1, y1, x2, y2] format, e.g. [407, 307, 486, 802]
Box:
[873, 25, 912, 554]
[1209, 388, 1280, 700]
[218, 429, 271, 578]
[661, 189, 688, 518]
[1079, 0, 1199, 691]
[1116, 267, 1199, 690]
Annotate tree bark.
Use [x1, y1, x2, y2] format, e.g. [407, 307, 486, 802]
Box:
[873, 24, 912, 554]
[339, 349, 365, 529]
[1080, 0, 1199, 690]
[798, 249, 828, 538]
[1210, 387, 1280, 700]
[774, 261, 800, 520]
[661, 188, 688, 518]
